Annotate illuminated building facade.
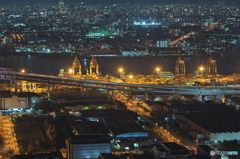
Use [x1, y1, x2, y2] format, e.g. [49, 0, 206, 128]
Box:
[66, 135, 111, 159]
[86, 26, 109, 38]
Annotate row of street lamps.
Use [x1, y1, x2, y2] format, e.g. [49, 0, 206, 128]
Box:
[119, 66, 205, 78]
[20, 66, 205, 77]
[119, 67, 161, 78]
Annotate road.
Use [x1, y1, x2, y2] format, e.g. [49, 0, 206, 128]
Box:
[2, 67, 240, 96]
[114, 92, 197, 151]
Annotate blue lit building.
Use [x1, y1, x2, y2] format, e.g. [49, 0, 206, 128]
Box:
[110, 121, 148, 139]
[66, 135, 111, 159]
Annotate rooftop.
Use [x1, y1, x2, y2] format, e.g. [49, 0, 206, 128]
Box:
[179, 111, 240, 133]
[198, 145, 214, 153]
[71, 120, 109, 136]
[171, 99, 236, 113]
[111, 121, 147, 135]
[12, 151, 63, 159]
[68, 135, 110, 144]
[154, 142, 189, 155]
[80, 109, 128, 118]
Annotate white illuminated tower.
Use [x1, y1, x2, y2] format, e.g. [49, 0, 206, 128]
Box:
[218, 0, 225, 8]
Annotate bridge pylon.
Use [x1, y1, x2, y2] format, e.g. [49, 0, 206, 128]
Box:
[89, 57, 99, 74]
[207, 45, 217, 76]
[175, 45, 185, 75]
[72, 56, 82, 76]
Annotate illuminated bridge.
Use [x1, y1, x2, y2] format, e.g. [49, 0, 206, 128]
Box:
[1, 67, 240, 98]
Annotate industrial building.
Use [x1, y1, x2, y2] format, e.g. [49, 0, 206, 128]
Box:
[66, 135, 111, 159]
[0, 91, 40, 110]
[175, 111, 240, 141]
[110, 121, 148, 139]
[153, 142, 190, 159]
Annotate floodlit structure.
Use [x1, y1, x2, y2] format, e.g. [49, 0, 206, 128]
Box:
[206, 45, 217, 75]
[89, 56, 99, 74]
[72, 56, 81, 76]
[175, 46, 185, 75]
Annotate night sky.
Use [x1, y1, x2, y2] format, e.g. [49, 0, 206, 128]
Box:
[0, 0, 239, 5]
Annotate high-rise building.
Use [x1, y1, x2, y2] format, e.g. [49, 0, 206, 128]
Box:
[59, 0, 65, 14]
[218, 0, 225, 8]
[80, 2, 84, 7]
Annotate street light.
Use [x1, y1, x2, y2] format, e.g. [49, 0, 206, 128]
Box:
[69, 69, 73, 77]
[156, 67, 160, 73]
[119, 68, 124, 78]
[199, 67, 204, 75]
[21, 69, 25, 73]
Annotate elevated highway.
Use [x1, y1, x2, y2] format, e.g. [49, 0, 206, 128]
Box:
[1, 67, 240, 96]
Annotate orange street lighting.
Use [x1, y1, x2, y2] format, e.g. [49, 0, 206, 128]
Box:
[156, 67, 160, 72]
[199, 66, 204, 75]
[119, 68, 123, 72]
[129, 75, 133, 79]
[119, 68, 124, 78]
[21, 69, 25, 73]
[69, 69, 73, 77]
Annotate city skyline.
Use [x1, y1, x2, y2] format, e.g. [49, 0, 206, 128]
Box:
[0, 0, 240, 158]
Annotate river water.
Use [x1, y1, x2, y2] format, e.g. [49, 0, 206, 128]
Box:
[0, 48, 240, 77]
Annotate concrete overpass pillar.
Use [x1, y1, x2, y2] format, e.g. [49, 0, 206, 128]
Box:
[217, 94, 225, 102]
[19, 81, 23, 92]
[195, 95, 202, 101]
[80, 87, 84, 98]
[51, 84, 55, 94]
[105, 85, 108, 93]
[145, 89, 149, 100]
[195, 92, 202, 101]
[9, 80, 13, 91]
[12, 80, 18, 92]
[47, 83, 51, 96]
[105, 86, 112, 101]
[110, 90, 115, 100]
[86, 87, 89, 97]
